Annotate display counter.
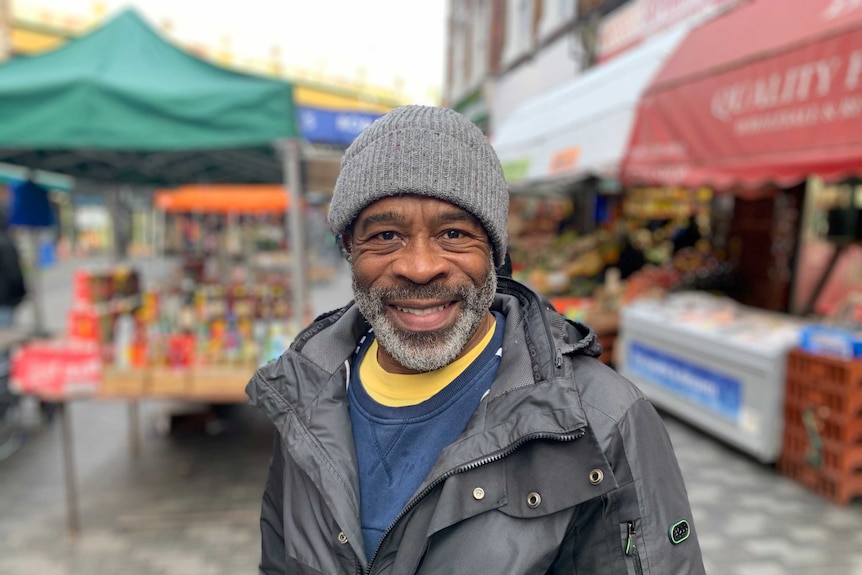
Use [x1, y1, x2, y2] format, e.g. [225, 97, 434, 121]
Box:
[617, 292, 806, 463]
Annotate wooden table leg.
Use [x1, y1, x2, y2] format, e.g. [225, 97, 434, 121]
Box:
[57, 401, 81, 538]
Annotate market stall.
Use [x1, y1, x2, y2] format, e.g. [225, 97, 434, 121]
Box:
[9, 257, 312, 537]
[0, 9, 318, 323]
[614, 0, 862, 467]
[488, 27, 697, 363]
[0, 9, 307, 537]
[14, 184, 338, 401]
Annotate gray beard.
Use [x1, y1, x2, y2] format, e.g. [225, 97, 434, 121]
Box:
[351, 264, 497, 373]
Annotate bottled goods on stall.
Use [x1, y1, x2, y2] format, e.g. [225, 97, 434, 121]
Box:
[66, 261, 304, 375]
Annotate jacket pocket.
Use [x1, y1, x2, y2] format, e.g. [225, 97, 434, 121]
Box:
[620, 519, 645, 575]
[607, 482, 644, 575]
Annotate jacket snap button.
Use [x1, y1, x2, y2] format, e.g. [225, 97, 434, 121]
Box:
[472, 487, 485, 500]
[526, 492, 542, 508]
[337, 531, 348, 544]
[589, 469, 604, 485]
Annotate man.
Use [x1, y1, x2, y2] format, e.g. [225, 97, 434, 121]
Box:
[248, 106, 705, 574]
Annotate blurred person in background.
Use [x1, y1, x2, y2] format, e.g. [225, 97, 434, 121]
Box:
[0, 216, 26, 327]
[673, 214, 702, 255]
[247, 106, 704, 574]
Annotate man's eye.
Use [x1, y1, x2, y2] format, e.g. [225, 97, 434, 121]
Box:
[375, 231, 397, 241]
[444, 229, 464, 239]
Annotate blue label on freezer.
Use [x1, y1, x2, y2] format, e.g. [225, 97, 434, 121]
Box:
[626, 341, 741, 421]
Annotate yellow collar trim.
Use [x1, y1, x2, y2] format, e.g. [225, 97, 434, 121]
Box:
[359, 318, 496, 407]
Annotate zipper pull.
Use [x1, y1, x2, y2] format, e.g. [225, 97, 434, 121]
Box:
[626, 521, 636, 556]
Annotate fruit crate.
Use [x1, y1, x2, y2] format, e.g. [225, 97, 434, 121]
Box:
[778, 348, 862, 504]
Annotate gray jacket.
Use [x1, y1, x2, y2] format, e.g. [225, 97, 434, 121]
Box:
[247, 278, 705, 574]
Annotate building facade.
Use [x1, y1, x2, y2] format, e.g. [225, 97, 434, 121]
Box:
[444, 0, 735, 137]
[445, 0, 622, 135]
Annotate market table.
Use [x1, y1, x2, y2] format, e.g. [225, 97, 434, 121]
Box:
[24, 366, 252, 538]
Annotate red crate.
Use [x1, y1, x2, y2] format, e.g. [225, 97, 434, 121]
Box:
[781, 426, 862, 472]
[786, 349, 862, 395]
[784, 402, 862, 445]
[785, 375, 862, 419]
[777, 455, 862, 505]
[779, 349, 862, 504]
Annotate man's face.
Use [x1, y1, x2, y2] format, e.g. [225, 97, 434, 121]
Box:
[345, 195, 497, 374]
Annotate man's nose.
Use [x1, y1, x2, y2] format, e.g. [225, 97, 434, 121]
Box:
[391, 238, 448, 284]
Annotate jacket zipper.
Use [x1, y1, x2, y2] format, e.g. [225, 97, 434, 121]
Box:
[364, 428, 586, 574]
[625, 520, 644, 575]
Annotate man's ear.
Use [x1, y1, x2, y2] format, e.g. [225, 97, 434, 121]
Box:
[341, 233, 352, 254]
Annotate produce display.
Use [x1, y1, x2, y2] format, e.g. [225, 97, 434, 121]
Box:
[507, 187, 719, 302]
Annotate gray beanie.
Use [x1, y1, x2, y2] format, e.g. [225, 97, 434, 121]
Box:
[328, 105, 509, 267]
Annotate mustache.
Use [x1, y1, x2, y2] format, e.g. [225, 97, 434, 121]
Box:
[367, 283, 474, 302]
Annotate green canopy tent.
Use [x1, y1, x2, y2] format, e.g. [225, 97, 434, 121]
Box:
[0, 9, 310, 335]
[0, 9, 296, 184]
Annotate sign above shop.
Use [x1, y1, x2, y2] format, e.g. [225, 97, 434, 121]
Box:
[298, 107, 382, 147]
[597, 0, 738, 62]
[623, 0, 862, 190]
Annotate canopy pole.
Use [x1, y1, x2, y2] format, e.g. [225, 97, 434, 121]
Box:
[108, 186, 121, 263]
[281, 138, 308, 333]
[69, 184, 78, 257]
[25, 228, 47, 337]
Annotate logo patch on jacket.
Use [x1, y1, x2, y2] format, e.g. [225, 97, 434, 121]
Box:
[669, 519, 691, 545]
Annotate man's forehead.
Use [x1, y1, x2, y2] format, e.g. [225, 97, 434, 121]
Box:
[354, 195, 479, 227]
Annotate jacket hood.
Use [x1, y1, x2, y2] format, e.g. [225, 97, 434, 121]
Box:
[248, 277, 602, 410]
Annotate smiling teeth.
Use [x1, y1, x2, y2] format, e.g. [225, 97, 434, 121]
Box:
[396, 304, 448, 315]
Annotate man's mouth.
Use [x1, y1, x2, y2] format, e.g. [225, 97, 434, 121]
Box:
[394, 303, 451, 315]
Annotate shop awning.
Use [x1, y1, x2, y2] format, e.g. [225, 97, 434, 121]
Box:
[154, 185, 290, 214]
[491, 26, 688, 193]
[623, 0, 862, 190]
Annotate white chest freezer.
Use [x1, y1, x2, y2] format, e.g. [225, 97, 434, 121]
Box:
[617, 292, 806, 463]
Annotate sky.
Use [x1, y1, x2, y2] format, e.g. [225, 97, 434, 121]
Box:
[16, 0, 449, 104]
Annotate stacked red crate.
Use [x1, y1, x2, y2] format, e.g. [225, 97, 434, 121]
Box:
[778, 349, 862, 505]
